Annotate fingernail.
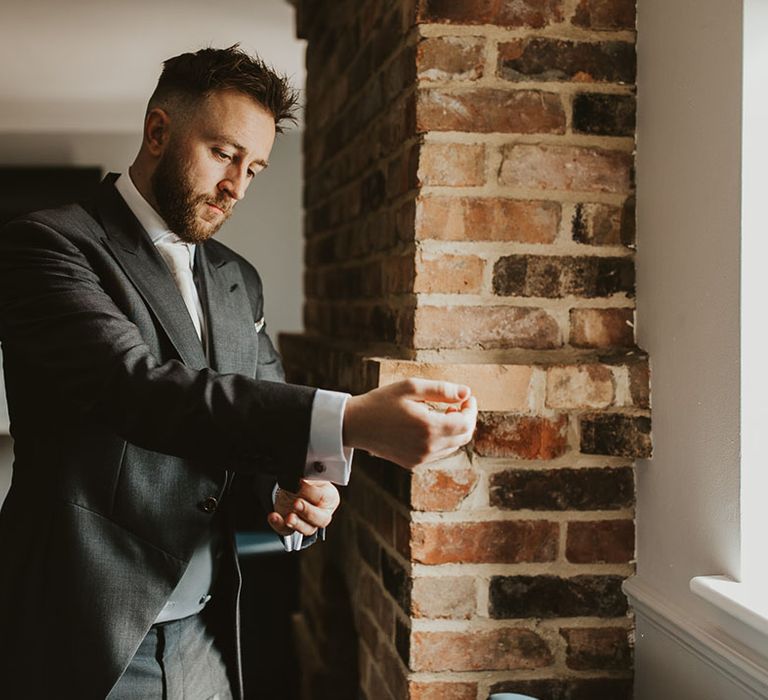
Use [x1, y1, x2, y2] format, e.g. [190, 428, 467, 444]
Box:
[295, 500, 304, 512]
[287, 515, 297, 527]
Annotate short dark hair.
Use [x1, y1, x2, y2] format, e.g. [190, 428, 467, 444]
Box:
[148, 44, 299, 133]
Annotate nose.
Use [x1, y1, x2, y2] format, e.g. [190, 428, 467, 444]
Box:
[218, 166, 249, 202]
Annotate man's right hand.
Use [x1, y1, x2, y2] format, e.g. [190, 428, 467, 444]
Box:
[342, 378, 478, 469]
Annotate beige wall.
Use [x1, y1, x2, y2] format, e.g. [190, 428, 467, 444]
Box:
[633, 0, 764, 697]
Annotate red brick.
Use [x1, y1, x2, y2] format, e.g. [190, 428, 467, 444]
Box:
[411, 466, 479, 510]
[412, 628, 553, 672]
[498, 38, 635, 83]
[474, 413, 569, 459]
[560, 626, 633, 670]
[417, 36, 485, 82]
[499, 144, 633, 194]
[394, 511, 411, 558]
[414, 253, 485, 293]
[572, 0, 636, 30]
[418, 0, 565, 28]
[409, 681, 478, 700]
[546, 364, 614, 408]
[566, 519, 634, 563]
[411, 576, 476, 618]
[419, 143, 486, 187]
[412, 520, 559, 564]
[412, 306, 562, 349]
[570, 307, 634, 348]
[417, 88, 565, 134]
[376, 360, 535, 412]
[416, 196, 561, 243]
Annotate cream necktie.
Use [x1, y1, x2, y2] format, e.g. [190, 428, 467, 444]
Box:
[155, 235, 204, 343]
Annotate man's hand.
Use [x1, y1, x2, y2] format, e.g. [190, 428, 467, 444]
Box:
[342, 378, 478, 469]
[267, 479, 340, 537]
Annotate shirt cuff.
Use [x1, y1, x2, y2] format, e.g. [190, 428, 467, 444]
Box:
[305, 389, 353, 486]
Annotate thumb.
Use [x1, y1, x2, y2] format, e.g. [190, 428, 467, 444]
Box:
[400, 378, 471, 404]
[267, 511, 292, 536]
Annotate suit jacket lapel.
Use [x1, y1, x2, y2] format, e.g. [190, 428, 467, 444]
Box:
[196, 243, 258, 377]
[95, 175, 208, 371]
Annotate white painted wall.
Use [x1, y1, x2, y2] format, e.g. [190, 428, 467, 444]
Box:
[633, 0, 765, 697]
[0, 0, 306, 132]
[0, 1, 305, 505]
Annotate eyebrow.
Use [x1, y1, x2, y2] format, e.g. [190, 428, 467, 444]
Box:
[216, 136, 269, 169]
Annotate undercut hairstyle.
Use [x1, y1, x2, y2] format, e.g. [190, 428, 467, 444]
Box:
[147, 44, 299, 133]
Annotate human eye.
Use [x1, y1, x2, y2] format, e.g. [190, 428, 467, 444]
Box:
[212, 148, 231, 161]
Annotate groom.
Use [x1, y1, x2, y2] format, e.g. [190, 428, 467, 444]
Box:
[0, 45, 477, 698]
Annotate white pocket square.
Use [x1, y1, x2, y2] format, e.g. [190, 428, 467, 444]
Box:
[254, 317, 265, 333]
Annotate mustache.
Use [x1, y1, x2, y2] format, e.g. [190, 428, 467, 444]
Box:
[200, 195, 233, 214]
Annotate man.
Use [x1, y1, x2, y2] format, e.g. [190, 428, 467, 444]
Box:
[0, 46, 477, 698]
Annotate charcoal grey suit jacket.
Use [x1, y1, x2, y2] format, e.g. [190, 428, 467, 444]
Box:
[0, 174, 316, 698]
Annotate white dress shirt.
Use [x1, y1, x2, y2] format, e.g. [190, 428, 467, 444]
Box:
[114, 172, 353, 560]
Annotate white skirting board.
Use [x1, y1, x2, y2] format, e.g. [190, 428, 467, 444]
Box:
[624, 576, 768, 699]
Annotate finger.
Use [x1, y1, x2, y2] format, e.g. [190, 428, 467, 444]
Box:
[399, 378, 471, 404]
[291, 497, 334, 529]
[267, 511, 293, 536]
[431, 408, 477, 437]
[284, 510, 319, 537]
[298, 479, 341, 510]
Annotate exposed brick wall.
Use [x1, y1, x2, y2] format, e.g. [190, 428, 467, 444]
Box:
[285, 1, 646, 698]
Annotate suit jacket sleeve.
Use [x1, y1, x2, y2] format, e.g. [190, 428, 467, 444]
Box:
[0, 216, 315, 484]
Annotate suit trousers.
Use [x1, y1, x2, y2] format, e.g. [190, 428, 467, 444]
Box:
[107, 611, 234, 700]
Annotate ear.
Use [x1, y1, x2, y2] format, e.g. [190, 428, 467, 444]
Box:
[143, 108, 172, 157]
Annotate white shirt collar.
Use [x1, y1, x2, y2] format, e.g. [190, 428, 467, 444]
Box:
[114, 171, 193, 252]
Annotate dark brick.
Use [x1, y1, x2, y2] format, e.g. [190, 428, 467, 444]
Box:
[358, 453, 411, 505]
[573, 93, 636, 136]
[360, 169, 387, 211]
[418, 0, 565, 28]
[572, 0, 635, 30]
[493, 255, 635, 298]
[489, 575, 628, 618]
[490, 467, 634, 510]
[560, 626, 633, 670]
[580, 413, 652, 458]
[381, 550, 411, 614]
[395, 618, 411, 665]
[490, 677, 633, 700]
[498, 39, 636, 83]
[357, 524, 381, 573]
[572, 198, 635, 248]
[629, 359, 650, 408]
[566, 519, 635, 564]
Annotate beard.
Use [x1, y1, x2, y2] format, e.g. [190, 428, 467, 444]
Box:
[151, 143, 233, 244]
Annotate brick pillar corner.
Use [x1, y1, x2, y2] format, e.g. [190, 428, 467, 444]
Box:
[283, 1, 645, 698]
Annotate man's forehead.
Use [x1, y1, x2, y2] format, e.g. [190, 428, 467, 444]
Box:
[188, 90, 276, 157]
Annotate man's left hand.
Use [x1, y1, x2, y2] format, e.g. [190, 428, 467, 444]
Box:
[267, 479, 340, 537]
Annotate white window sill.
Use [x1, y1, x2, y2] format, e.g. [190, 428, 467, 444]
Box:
[691, 576, 768, 638]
